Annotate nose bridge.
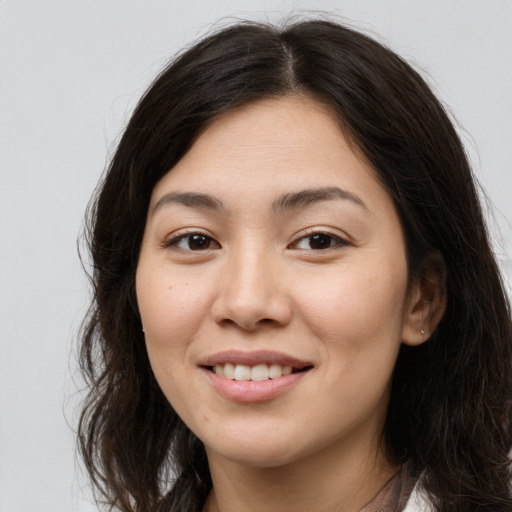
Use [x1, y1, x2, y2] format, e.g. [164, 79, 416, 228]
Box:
[231, 242, 272, 299]
[213, 239, 290, 330]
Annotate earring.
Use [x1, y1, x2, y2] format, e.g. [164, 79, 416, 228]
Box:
[419, 327, 425, 335]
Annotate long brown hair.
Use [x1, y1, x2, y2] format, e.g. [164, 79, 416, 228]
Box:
[78, 19, 512, 511]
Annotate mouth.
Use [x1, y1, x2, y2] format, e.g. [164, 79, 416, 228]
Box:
[201, 352, 313, 403]
[205, 362, 313, 382]
[200, 350, 314, 382]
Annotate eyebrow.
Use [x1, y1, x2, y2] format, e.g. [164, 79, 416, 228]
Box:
[153, 192, 224, 214]
[272, 187, 368, 213]
[152, 186, 368, 215]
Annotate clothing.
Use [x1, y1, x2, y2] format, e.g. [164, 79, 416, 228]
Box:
[359, 462, 429, 512]
[402, 483, 433, 512]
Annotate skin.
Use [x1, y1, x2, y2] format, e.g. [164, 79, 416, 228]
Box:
[136, 96, 443, 511]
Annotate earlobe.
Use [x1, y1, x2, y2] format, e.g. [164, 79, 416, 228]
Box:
[402, 252, 447, 346]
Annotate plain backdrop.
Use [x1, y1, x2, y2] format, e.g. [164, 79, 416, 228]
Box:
[1, 1, 511, 511]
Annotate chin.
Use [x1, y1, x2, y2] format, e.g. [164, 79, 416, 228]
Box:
[208, 441, 304, 469]
[203, 422, 341, 471]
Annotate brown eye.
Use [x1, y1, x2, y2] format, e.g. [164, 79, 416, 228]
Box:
[308, 233, 333, 249]
[187, 234, 211, 250]
[167, 233, 220, 251]
[291, 232, 348, 250]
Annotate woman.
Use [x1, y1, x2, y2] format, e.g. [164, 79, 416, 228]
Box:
[78, 19, 512, 511]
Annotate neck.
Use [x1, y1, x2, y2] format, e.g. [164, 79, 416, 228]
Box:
[203, 429, 398, 512]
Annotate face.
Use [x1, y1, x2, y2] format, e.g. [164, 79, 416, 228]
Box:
[136, 96, 417, 469]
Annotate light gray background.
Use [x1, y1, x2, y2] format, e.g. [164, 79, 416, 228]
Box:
[1, 1, 511, 511]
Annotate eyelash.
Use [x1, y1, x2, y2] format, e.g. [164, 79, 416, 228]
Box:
[164, 230, 349, 252]
[163, 232, 220, 251]
[289, 232, 350, 251]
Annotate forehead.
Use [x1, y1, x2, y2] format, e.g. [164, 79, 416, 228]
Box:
[198, 95, 343, 152]
[150, 95, 389, 215]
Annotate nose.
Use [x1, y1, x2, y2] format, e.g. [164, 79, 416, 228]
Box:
[211, 246, 292, 331]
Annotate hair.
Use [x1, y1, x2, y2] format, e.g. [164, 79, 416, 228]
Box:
[78, 18, 512, 512]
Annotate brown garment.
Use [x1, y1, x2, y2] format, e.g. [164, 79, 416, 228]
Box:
[358, 463, 417, 512]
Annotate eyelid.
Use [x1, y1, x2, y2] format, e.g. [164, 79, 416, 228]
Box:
[288, 228, 351, 250]
[162, 229, 221, 250]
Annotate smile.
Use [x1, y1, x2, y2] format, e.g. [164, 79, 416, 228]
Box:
[210, 363, 309, 381]
[201, 351, 314, 402]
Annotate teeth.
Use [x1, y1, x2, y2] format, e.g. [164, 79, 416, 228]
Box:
[234, 364, 251, 381]
[251, 364, 269, 381]
[223, 363, 235, 379]
[269, 363, 283, 378]
[213, 363, 295, 381]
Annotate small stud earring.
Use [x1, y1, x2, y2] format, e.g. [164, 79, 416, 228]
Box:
[419, 327, 425, 335]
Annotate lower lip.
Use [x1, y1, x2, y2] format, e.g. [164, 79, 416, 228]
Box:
[203, 368, 310, 403]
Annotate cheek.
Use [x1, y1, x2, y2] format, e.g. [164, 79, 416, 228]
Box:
[136, 266, 214, 416]
[294, 257, 408, 358]
[136, 262, 213, 362]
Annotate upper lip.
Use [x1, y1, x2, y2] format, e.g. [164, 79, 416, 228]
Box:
[201, 350, 313, 370]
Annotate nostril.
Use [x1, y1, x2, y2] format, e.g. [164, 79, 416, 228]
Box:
[217, 316, 279, 332]
[258, 318, 277, 325]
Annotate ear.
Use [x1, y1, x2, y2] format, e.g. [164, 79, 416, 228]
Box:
[402, 252, 447, 346]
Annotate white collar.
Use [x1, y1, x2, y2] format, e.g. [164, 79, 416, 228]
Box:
[402, 480, 433, 511]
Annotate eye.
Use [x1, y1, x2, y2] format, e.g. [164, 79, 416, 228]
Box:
[290, 232, 348, 250]
[165, 233, 220, 251]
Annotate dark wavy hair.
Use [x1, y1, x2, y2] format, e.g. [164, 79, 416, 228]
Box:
[78, 19, 512, 511]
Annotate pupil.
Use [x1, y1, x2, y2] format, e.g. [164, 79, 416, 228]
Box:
[189, 234, 208, 250]
[309, 234, 331, 249]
